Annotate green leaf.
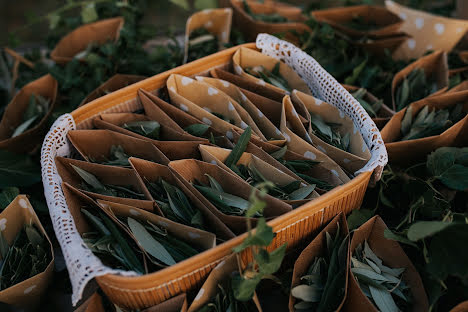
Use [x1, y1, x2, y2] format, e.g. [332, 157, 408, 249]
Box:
[170, 0, 190, 10]
[437, 164, 468, 191]
[0, 231, 8, 259]
[123, 121, 160, 140]
[71, 165, 105, 190]
[383, 229, 418, 248]
[48, 13, 60, 30]
[369, 285, 399, 312]
[288, 184, 315, 200]
[269, 146, 287, 160]
[233, 218, 274, 253]
[195, 185, 250, 210]
[81, 209, 111, 236]
[205, 174, 224, 192]
[407, 221, 453, 241]
[184, 124, 210, 137]
[225, 127, 252, 168]
[427, 224, 468, 279]
[11, 116, 38, 138]
[400, 106, 413, 136]
[255, 243, 286, 275]
[194, 0, 218, 10]
[127, 218, 176, 266]
[231, 272, 261, 302]
[291, 284, 322, 302]
[0, 187, 19, 210]
[347, 209, 374, 230]
[0, 150, 41, 188]
[81, 3, 98, 24]
[351, 267, 390, 282]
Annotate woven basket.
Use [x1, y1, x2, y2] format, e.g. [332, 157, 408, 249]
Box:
[44, 42, 374, 309]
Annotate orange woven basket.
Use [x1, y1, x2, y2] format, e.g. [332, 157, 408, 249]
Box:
[70, 43, 372, 309]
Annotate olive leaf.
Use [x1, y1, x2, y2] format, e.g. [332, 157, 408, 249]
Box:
[400, 104, 466, 141]
[395, 68, 438, 111]
[245, 62, 291, 92]
[123, 120, 161, 140]
[291, 225, 348, 312]
[352, 241, 409, 312]
[127, 217, 176, 266]
[183, 123, 210, 137]
[93, 145, 131, 167]
[225, 126, 251, 168]
[310, 114, 351, 152]
[11, 94, 50, 138]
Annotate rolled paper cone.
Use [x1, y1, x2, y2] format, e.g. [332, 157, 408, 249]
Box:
[51, 17, 124, 65]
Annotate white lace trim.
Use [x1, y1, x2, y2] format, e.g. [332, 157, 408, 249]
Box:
[40, 114, 137, 306]
[256, 34, 387, 179]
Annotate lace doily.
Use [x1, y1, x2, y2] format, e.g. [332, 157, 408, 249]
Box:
[256, 34, 387, 180]
[40, 114, 137, 305]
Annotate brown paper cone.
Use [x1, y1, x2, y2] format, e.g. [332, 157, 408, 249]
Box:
[0, 195, 55, 311]
[67, 129, 170, 165]
[231, 130, 345, 190]
[448, 80, 468, 93]
[80, 74, 146, 107]
[386, 0, 468, 60]
[0, 74, 58, 153]
[210, 67, 286, 102]
[188, 254, 261, 312]
[353, 33, 410, 57]
[392, 50, 449, 111]
[184, 8, 233, 63]
[343, 215, 429, 312]
[167, 74, 253, 140]
[232, 47, 312, 96]
[76, 292, 105, 312]
[343, 84, 395, 130]
[198, 144, 319, 205]
[281, 95, 351, 183]
[292, 90, 371, 173]
[381, 90, 468, 165]
[289, 213, 350, 311]
[450, 301, 468, 312]
[138, 89, 234, 148]
[312, 5, 403, 38]
[51, 17, 124, 65]
[196, 75, 285, 142]
[128, 157, 234, 240]
[61, 183, 149, 273]
[169, 159, 291, 235]
[97, 200, 216, 252]
[55, 156, 156, 212]
[94, 113, 206, 142]
[230, 0, 310, 42]
[142, 293, 188, 312]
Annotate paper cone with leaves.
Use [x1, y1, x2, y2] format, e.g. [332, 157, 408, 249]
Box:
[280, 95, 350, 183]
[385, 0, 468, 60]
[80, 74, 146, 107]
[67, 129, 170, 165]
[169, 159, 291, 235]
[187, 254, 261, 312]
[381, 90, 468, 165]
[196, 75, 286, 144]
[312, 5, 403, 37]
[292, 90, 371, 174]
[129, 157, 234, 240]
[231, 130, 344, 192]
[51, 17, 124, 64]
[0, 74, 58, 153]
[0, 195, 54, 311]
[138, 89, 234, 148]
[184, 8, 233, 63]
[56, 157, 155, 212]
[392, 50, 449, 111]
[210, 67, 286, 102]
[289, 213, 350, 312]
[232, 47, 312, 95]
[142, 293, 188, 312]
[167, 74, 257, 140]
[230, 0, 309, 42]
[198, 144, 319, 206]
[94, 112, 206, 142]
[344, 215, 428, 312]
